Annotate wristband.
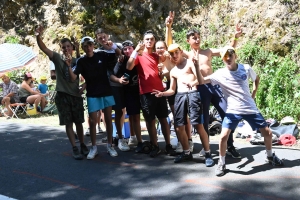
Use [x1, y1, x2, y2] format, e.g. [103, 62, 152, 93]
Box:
[111, 43, 117, 50]
[234, 38, 239, 41]
[130, 51, 138, 59]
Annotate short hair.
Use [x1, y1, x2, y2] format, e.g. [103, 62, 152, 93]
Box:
[186, 28, 200, 39]
[60, 38, 72, 45]
[143, 30, 157, 40]
[95, 28, 108, 35]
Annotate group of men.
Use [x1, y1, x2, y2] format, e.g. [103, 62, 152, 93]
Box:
[33, 11, 283, 176]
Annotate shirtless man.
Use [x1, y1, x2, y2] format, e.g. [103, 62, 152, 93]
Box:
[152, 44, 214, 167]
[166, 22, 243, 158]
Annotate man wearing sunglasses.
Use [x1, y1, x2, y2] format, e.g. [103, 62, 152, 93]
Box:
[200, 46, 283, 176]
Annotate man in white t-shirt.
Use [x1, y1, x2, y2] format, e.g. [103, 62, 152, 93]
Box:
[201, 46, 284, 176]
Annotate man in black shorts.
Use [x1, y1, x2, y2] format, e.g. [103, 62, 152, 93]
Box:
[152, 44, 214, 167]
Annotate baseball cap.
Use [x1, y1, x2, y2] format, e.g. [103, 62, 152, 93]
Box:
[122, 40, 134, 48]
[220, 46, 235, 59]
[168, 43, 181, 53]
[40, 75, 47, 81]
[80, 36, 95, 44]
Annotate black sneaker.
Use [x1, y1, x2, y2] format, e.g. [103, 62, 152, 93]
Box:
[174, 151, 193, 163]
[150, 145, 161, 158]
[80, 143, 89, 156]
[266, 153, 284, 166]
[72, 146, 83, 160]
[135, 142, 143, 153]
[165, 144, 176, 156]
[226, 146, 241, 158]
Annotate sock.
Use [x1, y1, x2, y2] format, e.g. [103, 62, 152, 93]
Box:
[188, 139, 192, 141]
[130, 135, 136, 139]
[219, 156, 226, 165]
[205, 150, 210, 154]
[92, 145, 97, 150]
[183, 150, 190, 155]
[266, 149, 273, 157]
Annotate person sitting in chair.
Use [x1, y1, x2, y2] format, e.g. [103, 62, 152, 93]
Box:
[0, 73, 19, 118]
[18, 72, 47, 112]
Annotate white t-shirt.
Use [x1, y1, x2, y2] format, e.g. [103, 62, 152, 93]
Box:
[207, 64, 258, 114]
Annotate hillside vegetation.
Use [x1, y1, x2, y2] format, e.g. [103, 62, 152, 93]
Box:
[0, 0, 299, 121]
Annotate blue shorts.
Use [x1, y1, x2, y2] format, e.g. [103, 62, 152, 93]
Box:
[223, 113, 268, 130]
[87, 96, 115, 113]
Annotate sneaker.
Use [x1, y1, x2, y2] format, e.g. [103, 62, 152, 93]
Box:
[72, 146, 83, 160]
[85, 128, 90, 136]
[174, 151, 193, 163]
[128, 137, 138, 146]
[102, 136, 107, 143]
[165, 144, 176, 156]
[199, 148, 205, 157]
[135, 142, 143, 153]
[226, 146, 241, 158]
[107, 145, 118, 157]
[205, 152, 215, 167]
[150, 145, 161, 157]
[118, 138, 130, 151]
[80, 143, 89, 156]
[215, 161, 226, 176]
[189, 140, 194, 152]
[176, 142, 183, 153]
[265, 152, 284, 166]
[87, 147, 98, 159]
[97, 126, 104, 133]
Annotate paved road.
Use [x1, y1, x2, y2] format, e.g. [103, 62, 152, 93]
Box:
[0, 122, 300, 200]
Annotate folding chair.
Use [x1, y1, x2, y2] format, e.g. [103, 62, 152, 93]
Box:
[9, 103, 31, 119]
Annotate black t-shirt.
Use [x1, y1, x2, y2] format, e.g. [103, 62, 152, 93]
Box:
[114, 56, 139, 88]
[74, 51, 116, 97]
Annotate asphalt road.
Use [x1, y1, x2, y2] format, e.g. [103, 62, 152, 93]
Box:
[0, 122, 300, 200]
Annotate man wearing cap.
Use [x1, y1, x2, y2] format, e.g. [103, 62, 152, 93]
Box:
[166, 22, 244, 159]
[110, 40, 143, 151]
[0, 73, 19, 118]
[127, 30, 176, 158]
[199, 46, 283, 176]
[152, 44, 214, 166]
[36, 25, 89, 160]
[69, 36, 119, 158]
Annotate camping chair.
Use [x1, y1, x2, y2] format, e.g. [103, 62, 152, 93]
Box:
[9, 103, 31, 119]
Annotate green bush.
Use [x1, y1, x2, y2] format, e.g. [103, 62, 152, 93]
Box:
[4, 36, 20, 44]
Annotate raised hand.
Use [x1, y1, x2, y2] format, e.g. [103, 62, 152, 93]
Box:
[235, 23, 243, 38]
[71, 36, 79, 50]
[35, 24, 44, 36]
[151, 89, 163, 97]
[165, 11, 175, 27]
[135, 41, 145, 55]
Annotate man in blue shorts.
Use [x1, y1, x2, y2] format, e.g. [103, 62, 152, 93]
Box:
[200, 46, 284, 176]
[69, 36, 119, 159]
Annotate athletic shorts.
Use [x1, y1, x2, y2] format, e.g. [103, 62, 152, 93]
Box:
[140, 92, 168, 121]
[174, 90, 203, 126]
[125, 86, 141, 115]
[166, 81, 176, 106]
[55, 91, 85, 125]
[0, 97, 16, 104]
[111, 86, 125, 110]
[87, 95, 115, 113]
[222, 113, 268, 130]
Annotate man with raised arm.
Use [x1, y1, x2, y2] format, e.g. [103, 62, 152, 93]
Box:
[152, 44, 214, 166]
[35, 25, 89, 160]
[197, 46, 283, 176]
[126, 30, 176, 157]
[166, 21, 243, 158]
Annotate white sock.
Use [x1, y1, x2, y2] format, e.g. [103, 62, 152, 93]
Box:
[92, 145, 97, 150]
[205, 150, 210, 154]
[130, 136, 136, 139]
[219, 156, 226, 165]
[266, 149, 273, 157]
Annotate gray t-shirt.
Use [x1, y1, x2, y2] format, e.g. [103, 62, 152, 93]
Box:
[51, 52, 81, 97]
[207, 64, 258, 114]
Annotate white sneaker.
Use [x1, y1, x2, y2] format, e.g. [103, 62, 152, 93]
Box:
[87, 147, 98, 159]
[85, 128, 90, 136]
[199, 148, 205, 157]
[189, 140, 194, 152]
[128, 137, 138, 146]
[118, 138, 130, 151]
[176, 142, 183, 153]
[107, 145, 118, 157]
